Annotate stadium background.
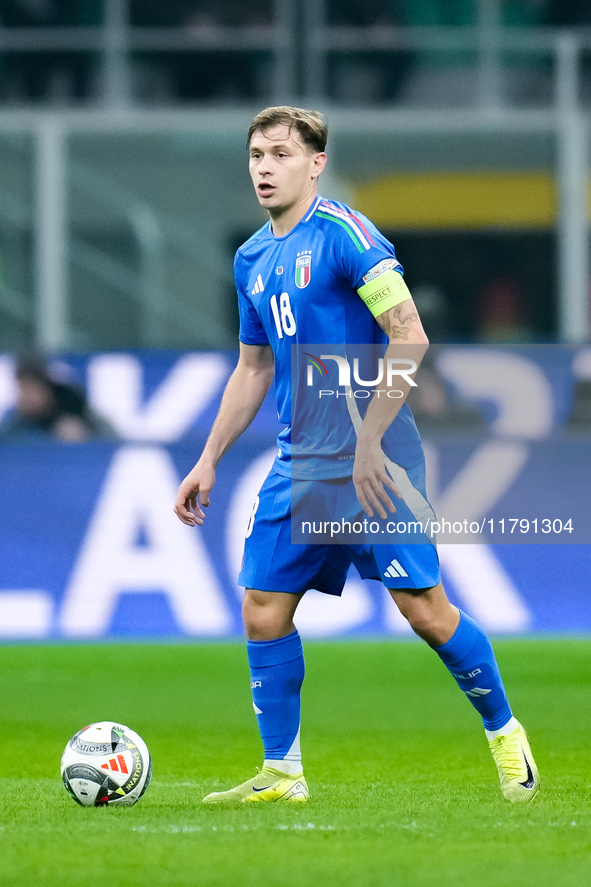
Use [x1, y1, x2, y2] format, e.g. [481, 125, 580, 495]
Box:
[2, 6, 591, 887]
[0, 0, 590, 641]
[0, 346, 590, 640]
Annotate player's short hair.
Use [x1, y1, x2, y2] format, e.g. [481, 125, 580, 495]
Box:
[247, 106, 328, 153]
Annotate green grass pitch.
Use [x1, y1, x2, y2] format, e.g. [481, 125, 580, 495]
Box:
[1, 639, 590, 887]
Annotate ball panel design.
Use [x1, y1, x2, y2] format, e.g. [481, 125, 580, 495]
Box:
[61, 721, 151, 807]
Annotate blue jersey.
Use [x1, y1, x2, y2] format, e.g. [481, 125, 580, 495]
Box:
[236, 195, 424, 479]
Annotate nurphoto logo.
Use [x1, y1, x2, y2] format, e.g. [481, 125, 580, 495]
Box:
[303, 353, 418, 398]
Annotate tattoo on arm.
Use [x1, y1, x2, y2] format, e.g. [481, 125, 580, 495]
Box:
[377, 302, 419, 340]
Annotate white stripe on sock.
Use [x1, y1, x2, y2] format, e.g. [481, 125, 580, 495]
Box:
[485, 716, 519, 741]
[264, 726, 302, 775]
[264, 759, 303, 776]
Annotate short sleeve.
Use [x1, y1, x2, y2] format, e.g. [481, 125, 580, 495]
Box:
[330, 209, 403, 291]
[325, 206, 411, 317]
[235, 252, 269, 346]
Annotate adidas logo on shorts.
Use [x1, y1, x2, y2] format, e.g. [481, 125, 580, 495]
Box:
[384, 559, 408, 579]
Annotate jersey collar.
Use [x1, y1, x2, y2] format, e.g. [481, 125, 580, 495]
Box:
[266, 194, 323, 241]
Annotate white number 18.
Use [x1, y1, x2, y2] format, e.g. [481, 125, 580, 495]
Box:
[270, 292, 296, 338]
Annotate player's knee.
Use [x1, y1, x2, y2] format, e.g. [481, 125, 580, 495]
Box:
[395, 589, 458, 645]
[406, 607, 438, 640]
[242, 589, 289, 640]
[242, 592, 265, 636]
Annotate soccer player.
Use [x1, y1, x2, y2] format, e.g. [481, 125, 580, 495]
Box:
[174, 106, 539, 804]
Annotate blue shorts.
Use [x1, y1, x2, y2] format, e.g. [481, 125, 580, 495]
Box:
[238, 468, 440, 596]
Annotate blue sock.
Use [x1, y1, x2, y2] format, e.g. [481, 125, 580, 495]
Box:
[432, 611, 512, 731]
[247, 630, 304, 773]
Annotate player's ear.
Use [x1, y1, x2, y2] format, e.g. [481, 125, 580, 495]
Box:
[311, 152, 327, 179]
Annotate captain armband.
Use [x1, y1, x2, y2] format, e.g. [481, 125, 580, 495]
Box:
[357, 270, 411, 318]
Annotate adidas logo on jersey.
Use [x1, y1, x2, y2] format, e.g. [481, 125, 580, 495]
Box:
[384, 558, 408, 579]
[251, 274, 264, 295]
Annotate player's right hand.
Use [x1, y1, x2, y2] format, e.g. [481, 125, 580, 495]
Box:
[174, 462, 216, 527]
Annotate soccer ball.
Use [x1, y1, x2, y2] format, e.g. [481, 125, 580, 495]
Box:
[61, 721, 152, 807]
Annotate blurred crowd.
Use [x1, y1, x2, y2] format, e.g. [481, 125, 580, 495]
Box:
[0, 355, 116, 442]
[0, 0, 590, 105]
[1, 348, 589, 444]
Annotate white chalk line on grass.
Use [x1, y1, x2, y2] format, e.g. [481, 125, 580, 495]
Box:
[130, 821, 428, 835]
[131, 823, 337, 834]
[129, 819, 587, 836]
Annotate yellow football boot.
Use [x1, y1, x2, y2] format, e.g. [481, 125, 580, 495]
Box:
[488, 722, 540, 802]
[203, 766, 309, 804]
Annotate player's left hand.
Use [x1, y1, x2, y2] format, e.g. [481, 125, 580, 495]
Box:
[353, 440, 403, 519]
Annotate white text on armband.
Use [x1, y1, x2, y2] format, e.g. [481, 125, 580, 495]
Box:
[357, 269, 411, 318]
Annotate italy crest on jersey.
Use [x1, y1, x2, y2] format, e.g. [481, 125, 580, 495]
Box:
[295, 252, 312, 288]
